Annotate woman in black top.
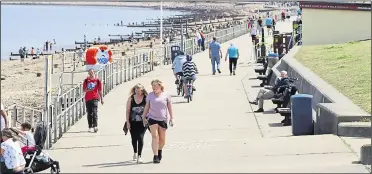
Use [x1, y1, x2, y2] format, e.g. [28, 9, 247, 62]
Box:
[126, 83, 148, 163]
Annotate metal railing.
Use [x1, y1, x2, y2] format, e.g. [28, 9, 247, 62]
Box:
[48, 51, 154, 147]
[4, 104, 43, 128]
[6, 22, 249, 149]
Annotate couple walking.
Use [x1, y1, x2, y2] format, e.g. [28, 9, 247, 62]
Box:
[209, 37, 240, 75]
[125, 80, 174, 164]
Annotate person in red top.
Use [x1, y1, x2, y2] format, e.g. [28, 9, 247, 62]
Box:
[200, 31, 206, 51]
[83, 69, 104, 133]
[281, 11, 286, 21]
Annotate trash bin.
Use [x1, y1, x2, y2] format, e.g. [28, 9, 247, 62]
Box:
[171, 46, 180, 63]
[291, 94, 313, 136]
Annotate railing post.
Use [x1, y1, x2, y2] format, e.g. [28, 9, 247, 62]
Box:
[63, 95, 67, 133]
[120, 59, 123, 84]
[131, 57, 135, 80]
[116, 61, 119, 85]
[142, 54, 145, 75]
[124, 59, 127, 82]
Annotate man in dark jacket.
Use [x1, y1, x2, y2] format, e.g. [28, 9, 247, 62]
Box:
[250, 71, 290, 112]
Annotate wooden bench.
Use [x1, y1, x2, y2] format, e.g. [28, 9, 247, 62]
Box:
[257, 69, 273, 87]
[254, 61, 268, 75]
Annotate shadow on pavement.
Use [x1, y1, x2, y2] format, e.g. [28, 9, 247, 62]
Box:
[49, 144, 123, 150]
[170, 95, 182, 98]
[197, 74, 232, 77]
[172, 101, 188, 104]
[268, 123, 283, 127]
[82, 160, 153, 168]
[263, 110, 276, 114]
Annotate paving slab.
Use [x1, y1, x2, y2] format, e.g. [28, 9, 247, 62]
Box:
[46, 20, 369, 173]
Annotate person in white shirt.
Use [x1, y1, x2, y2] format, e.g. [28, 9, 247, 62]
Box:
[195, 30, 202, 49]
[1, 128, 26, 173]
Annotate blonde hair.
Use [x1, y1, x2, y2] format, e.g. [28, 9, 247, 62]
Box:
[129, 83, 148, 96]
[151, 79, 165, 92]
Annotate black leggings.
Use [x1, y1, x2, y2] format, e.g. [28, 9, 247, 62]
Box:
[229, 58, 238, 73]
[86, 99, 98, 128]
[129, 121, 146, 156]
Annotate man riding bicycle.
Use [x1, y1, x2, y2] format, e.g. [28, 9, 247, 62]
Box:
[181, 55, 198, 98]
[172, 50, 187, 85]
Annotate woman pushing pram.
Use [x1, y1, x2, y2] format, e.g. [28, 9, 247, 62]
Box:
[1, 121, 60, 174]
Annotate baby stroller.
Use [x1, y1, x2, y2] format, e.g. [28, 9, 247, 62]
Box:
[10, 121, 60, 174]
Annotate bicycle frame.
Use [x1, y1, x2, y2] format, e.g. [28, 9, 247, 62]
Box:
[176, 74, 184, 96]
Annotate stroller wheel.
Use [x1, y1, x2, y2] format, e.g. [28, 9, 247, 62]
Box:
[24, 167, 33, 174]
[50, 166, 60, 174]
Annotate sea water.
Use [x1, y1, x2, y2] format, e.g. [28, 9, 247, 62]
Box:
[1, 5, 182, 59]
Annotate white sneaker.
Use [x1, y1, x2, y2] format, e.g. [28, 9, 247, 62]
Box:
[88, 128, 93, 133]
[137, 156, 143, 163]
[93, 127, 98, 133]
[133, 153, 137, 161]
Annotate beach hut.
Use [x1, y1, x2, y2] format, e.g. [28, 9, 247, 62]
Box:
[85, 45, 113, 71]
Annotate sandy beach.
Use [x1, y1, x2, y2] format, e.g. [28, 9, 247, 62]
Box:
[1, 1, 276, 109]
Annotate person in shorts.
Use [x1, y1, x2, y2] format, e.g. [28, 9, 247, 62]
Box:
[265, 16, 273, 35]
[266, 16, 273, 29]
[142, 80, 174, 164]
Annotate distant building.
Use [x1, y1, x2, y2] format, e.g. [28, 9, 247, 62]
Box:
[300, 1, 371, 45]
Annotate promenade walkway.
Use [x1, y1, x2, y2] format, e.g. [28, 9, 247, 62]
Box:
[46, 21, 369, 173]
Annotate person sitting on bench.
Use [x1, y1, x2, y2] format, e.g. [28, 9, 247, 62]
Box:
[249, 70, 290, 113]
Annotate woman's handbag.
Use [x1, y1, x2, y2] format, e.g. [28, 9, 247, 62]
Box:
[123, 122, 128, 135]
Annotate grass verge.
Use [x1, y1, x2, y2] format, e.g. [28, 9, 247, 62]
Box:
[295, 40, 371, 114]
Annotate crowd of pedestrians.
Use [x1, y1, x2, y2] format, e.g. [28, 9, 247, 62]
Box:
[1, 9, 298, 168]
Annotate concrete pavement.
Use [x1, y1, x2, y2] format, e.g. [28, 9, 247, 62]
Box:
[46, 21, 369, 173]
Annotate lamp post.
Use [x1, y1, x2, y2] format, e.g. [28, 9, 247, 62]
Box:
[160, 1, 163, 59]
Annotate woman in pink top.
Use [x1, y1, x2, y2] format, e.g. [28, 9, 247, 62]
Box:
[142, 79, 174, 164]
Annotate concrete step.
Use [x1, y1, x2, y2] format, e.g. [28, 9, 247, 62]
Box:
[338, 122, 371, 138]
